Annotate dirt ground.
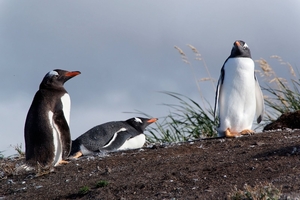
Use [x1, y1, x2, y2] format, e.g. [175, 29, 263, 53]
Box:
[1, 130, 300, 200]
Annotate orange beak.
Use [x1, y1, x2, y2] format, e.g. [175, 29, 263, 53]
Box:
[235, 41, 241, 46]
[147, 118, 158, 123]
[65, 71, 81, 77]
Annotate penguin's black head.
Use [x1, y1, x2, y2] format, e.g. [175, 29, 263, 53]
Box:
[229, 40, 251, 58]
[40, 69, 81, 89]
[126, 117, 158, 132]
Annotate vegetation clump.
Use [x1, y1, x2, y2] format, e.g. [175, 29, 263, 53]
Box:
[96, 180, 109, 188]
[228, 182, 282, 200]
[78, 186, 90, 195]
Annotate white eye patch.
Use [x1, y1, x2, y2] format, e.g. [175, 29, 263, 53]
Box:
[47, 70, 59, 77]
[134, 117, 142, 123]
[243, 43, 249, 48]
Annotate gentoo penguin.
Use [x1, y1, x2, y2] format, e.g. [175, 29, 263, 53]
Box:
[24, 69, 81, 167]
[70, 117, 158, 158]
[214, 40, 264, 137]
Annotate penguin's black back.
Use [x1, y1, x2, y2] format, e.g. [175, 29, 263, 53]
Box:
[73, 121, 139, 152]
[24, 88, 67, 166]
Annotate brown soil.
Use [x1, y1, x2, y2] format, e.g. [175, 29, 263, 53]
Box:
[1, 130, 300, 200]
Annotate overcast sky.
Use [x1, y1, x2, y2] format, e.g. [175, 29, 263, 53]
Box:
[1, 1, 299, 156]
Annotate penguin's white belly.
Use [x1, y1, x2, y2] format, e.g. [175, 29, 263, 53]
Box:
[61, 93, 71, 125]
[118, 134, 146, 150]
[219, 58, 256, 133]
[80, 144, 94, 156]
[48, 94, 71, 166]
[48, 111, 63, 166]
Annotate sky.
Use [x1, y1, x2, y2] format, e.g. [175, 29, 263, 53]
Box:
[1, 1, 300, 156]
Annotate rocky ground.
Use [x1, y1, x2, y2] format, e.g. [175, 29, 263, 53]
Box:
[1, 129, 300, 199]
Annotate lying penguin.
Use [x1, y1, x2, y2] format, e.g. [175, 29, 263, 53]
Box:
[70, 117, 158, 158]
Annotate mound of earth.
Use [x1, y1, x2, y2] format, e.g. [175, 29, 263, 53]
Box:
[264, 110, 300, 131]
[1, 130, 300, 199]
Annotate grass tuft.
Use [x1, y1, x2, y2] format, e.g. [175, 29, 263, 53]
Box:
[140, 91, 218, 143]
[78, 186, 90, 195]
[256, 57, 300, 124]
[228, 182, 282, 200]
[11, 144, 25, 158]
[140, 45, 219, 143]
[96, 180, 109, 188]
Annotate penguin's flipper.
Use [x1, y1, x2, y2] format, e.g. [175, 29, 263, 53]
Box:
[53, 109, 71, 159]
[100, 128, 132, 151]
[254, 75, 264, 123]
[214, 67, 225, 118]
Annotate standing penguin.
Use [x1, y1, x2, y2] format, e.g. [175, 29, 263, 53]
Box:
[214, 40, 264, 137]
[70, 117, 158, 158]
[25, 69, 81, 167]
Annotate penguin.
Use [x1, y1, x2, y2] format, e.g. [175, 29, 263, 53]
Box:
[24, 69, 81, 167]
[70, 117, 158, 158]
[214, 40, 264, 137]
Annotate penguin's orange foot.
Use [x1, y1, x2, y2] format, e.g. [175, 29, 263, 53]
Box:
[225, 128, 241, 138]
[240, 129, 255, 135]
[71, 151, 83, 159]
[59, 160, 69, 165]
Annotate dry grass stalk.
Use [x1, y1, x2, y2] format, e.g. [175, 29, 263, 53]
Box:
[255, 58, 274, 78]
[174, 45, 206, 107]
[199, 77, 212, 82]
[174, 46, 190, 64]
[186, 44, 215, 90]
[287, 62, 296, 77]
[0, 161, 15, 179]
[270, 55, 296, 77]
